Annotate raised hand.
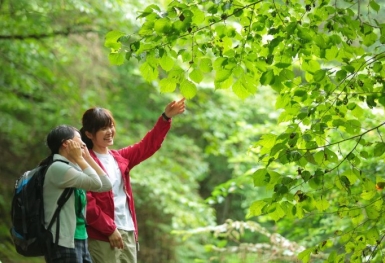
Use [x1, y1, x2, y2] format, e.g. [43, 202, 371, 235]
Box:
[164, 97, 186, 118]
[66, 140, 84, 161]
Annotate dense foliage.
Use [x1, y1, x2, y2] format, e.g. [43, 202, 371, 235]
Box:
[105, 0, 385, 262]
[1, 1, 278, 262]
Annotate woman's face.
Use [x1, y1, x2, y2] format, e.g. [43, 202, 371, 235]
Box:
[72, 131, 84, 144]
[72, 131, 87, 152]
[91, 124, 115, 150]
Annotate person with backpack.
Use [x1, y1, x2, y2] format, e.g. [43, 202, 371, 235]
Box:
[42, 125, 113, 263]
[79, 98, 185, 263]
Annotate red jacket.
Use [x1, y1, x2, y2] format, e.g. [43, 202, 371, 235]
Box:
[86, 116, 171, 242]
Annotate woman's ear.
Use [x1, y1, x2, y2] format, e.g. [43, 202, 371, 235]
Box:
[61, 139, 70, 149]
[85, 131, 93, 140]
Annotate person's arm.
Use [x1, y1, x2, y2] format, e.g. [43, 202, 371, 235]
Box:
[48, 164, 103, 191]
[118, 98, 186, 167]
[61, 139, 112, 191]
[86, 191, 117, 236]
[48, 140, 107, 191]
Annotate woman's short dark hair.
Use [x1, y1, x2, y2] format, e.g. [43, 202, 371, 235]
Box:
[80, 107, 115, 149]
[40, 125, 78, 166]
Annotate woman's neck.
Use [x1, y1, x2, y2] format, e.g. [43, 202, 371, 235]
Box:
[92, 146, 109, 155]
[58, 150, 76, 164]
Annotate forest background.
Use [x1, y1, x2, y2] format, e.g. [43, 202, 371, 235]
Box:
[1, 0, 385, 263]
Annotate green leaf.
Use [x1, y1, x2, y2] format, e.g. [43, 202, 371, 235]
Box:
[260, 70, 274, 85]
[191, 7, 205, 24]
[297, 27, 313, 43]
[363, 32, 377, 46]
[159, 55, 174, 71]
[313, 69, 326, 82]
[252, 168, 269, 187]
[301, 170, 311, 182]
[325, 46, 338, 60]
[361, 190, 376, 200]
[189, 69, 204, 83]
[168, 67, 185, 83]
[154, 18, 172, 34]
[215, 69, 232, 82]
[314, 151, 325, 164]
[232, 78, 250, 99]
[366, 204, 380, 219]
[108, 52, 125, 65]
[324, 148, 338, 163]
[315, 198, 330, 211]
[298, 247, 313, 263]
[274, 62, 291, 68]
[343, 168, 360, 184]
[369, 0, 380, 12]
[302, 60, 320, 73]
[372, 62, 383, 73]
[138, 21, 155, 36]
[159, 78, 177, 93]
[247, 200, 268, 218]
[365, 227, 379, 244]
[257, 133, 277, 149]
[105, 30, 126, 50]
[136, 4, 160, 19]
[268, 203, 285, 221]
[180, 79, 197, 99]
[345, 119, 361, 134]
[374, 142, 385, 157]
[274, 183, 289, 195]
[140, 61, 158, 82]
[215, 77, 232, 90]
[336, 69, 347, 82]
[200, 58, 213, 73]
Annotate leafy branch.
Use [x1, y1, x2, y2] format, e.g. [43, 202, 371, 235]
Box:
[0, 28, 97, 40]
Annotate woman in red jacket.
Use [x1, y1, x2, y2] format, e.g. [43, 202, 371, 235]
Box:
[79, 98, 185, 263]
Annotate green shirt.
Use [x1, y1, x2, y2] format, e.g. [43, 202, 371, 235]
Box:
[74, 189, 87, 240]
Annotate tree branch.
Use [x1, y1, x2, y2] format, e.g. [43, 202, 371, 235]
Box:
[0, 28, 97, 40]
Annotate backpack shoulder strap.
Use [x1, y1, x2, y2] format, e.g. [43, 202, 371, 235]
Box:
[45, 159, 74, 247]
[46, 188, 74, 231]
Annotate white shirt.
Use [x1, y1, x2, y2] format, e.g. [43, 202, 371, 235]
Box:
[94, 152, 134, 231]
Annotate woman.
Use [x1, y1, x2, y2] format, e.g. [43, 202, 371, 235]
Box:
[42, 125, 112, 263]
[80, 98, 185, 263]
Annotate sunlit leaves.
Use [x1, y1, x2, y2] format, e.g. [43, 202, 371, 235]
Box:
[180, 78, 197, 99]
[199, 58, 213, 73]
[298, 247, 312, 263]
[260, 69, 274, 85]
[189, 68, 204, 83]
[160, 55, 175, 71]
[373, 142, 385, 157]
[252, 168, 281, 189]
[369, 0, 380, 12]
[105, 30, 125, 50]
[159, 77, 177, 93]
[108, 52, 125, 65]
[140, 61, 158, 82]
[315, 198, 330, 211]
[154, 18, 172, 34]
[247, 200, 268, 218]
[109, 1, 385, 260]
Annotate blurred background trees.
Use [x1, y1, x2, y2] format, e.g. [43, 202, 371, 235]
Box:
[0, 1, 276, 262]
[2, 0, 385, 263]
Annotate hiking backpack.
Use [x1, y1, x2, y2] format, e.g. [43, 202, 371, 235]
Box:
[10, 160, 73, 257]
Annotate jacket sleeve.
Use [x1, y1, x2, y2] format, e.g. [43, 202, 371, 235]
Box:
[118, 115, 171, 169]
[86, 191, 116, 236]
